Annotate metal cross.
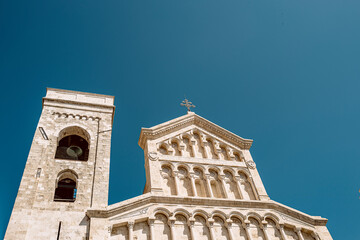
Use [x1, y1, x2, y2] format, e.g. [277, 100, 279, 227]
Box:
[180, 98, 195, 112]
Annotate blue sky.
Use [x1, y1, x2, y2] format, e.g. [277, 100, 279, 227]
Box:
[1, 0, 359, 238]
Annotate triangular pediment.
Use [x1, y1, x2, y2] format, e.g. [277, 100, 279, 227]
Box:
[138, 112, 253, 151]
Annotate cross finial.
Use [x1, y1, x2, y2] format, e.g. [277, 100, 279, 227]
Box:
[180, 98, 195, 112]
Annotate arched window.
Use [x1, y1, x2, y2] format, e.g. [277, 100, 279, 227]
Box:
[177, 166, 193, 196]
[223, 170, 241, 199]
[193, 168, 208, 197]
[161, 165, 176, 196]
[54, 170, 78, 202]
[238, 171, 256, 200]
[208, 169, 225, 198]
[55, 126, 90, 161]
[154, 213, 171, 240]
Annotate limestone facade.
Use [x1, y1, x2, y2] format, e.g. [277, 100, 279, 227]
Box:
[5, 89, 333, 240]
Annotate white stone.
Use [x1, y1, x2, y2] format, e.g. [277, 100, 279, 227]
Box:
[5, 88, 333, 240]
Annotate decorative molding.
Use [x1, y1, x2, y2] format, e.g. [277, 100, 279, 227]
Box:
[138, 113, 253, 150]
[148, 152, 159, 161]
[52, 112, 100, 121]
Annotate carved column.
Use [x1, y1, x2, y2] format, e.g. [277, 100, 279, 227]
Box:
[190, 133, 202, 158]
[235, 176, 245, 199]
[213, 140, 222, 159]
[188, 136, 196, 158]
[205, 174, 214, 198]
[148, 218, 155, 240]
[128, 222, 134, 240]
[295, 228, 305, 240]
[244, 221, 254, 240]
[190, 173, 198, 197]
[173, 171, 180, 196]
[169, 217, 176, 240]
[177, 136, 185, 155]
[261, 222, 271, 240]
[278, 224, 288, 240]
[219, 174, 229, 199]
[226, 219, 235, 240]
[200, 134, 210, 159]
[165, 140, 174, 156]
[207, 218, 215, 240]
[227, 147, 235, 161]
[188, 218, 196, 240]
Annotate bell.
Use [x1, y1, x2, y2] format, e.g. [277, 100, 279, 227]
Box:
[66, 146, 83, 158]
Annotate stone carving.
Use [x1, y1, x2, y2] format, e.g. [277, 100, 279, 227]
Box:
[246, 160, 256, 169]
[52, 112, 101, 121]
[148, 152, 159, 161]
[157, 128, 245, 163]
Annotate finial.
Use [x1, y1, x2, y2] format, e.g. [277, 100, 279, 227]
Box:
[180, 98, 195, 112]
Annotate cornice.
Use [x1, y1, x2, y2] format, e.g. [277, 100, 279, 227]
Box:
[138, 112, 253, 150]
[86, 195, 328, 227]
[43, 97, 115, 111]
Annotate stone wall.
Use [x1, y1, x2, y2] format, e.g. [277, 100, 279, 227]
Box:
[5, 88, 114, 240]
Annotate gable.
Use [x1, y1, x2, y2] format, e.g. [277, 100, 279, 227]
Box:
[138, 112, 253, 161]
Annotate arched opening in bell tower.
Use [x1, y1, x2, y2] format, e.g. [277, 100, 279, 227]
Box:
[54, 170, 78, 202]
[55, 126, 90, 161]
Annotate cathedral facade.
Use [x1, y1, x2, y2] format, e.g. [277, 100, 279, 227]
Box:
[5, 88, 333, 240]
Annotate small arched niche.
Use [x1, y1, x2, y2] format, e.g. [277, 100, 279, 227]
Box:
[55, 126, 90, 161]
[54, 170, 78, 202]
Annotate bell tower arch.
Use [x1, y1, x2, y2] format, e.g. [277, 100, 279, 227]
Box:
[5, 88, 115, 240]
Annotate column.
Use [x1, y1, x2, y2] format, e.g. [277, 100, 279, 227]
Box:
[205, 174, 214, 198]
[295, 228, 305, 240]
[244, 221, 254, 240]
[148, 218, 155, 240]
[169, 217, 176, 240]
[127, 222, 134, 240]
[207, 218, 215, 240]
[226, 220, 235, 240]
[177, 136, 185, 155]
[165, 140, 174, 156]
[188, 218, 196, 240]
[261, 222, 271, 240]
[189, 137, 196, 158]
[227, 147, 235, 161]
[190, 133, 201, 158]
[201, 135, 211, 159]
[190, 173, 198, 197]
[219, 174, 229, 199]
[279, 224, 288, 240]
[173, 171, 180, 195]
[213, 140, 222, 159]
[235, 176, 245, 199]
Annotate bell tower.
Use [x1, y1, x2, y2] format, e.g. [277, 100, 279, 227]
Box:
[5, 88, 115, 240]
